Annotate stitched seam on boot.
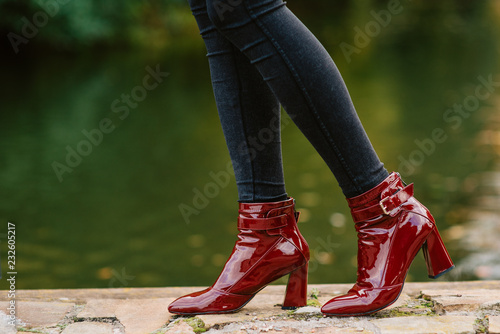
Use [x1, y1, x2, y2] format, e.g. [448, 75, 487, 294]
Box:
[226, 236, 283, 294]
[356, 283, 403, 293]
[210, 287, 254, 297]
[281, 234, 309, 262]
[401, 209, 435, 227]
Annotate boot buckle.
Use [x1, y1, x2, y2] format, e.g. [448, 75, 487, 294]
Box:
[379, 197, 392, 215]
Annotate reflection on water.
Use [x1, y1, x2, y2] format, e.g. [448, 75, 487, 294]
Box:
[1, 2, 500, 289]
[447, 106, 500, 280]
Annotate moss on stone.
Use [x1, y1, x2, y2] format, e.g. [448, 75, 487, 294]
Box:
[374, 306, 435, 318]
[422, 301, 434, 308]
[474, 317, 489, 333]
[306, 299, 321, 307]
[16, 328, 44, 333]
[184, 317, 207, 333]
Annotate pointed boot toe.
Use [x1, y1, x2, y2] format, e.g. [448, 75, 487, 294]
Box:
[321, 284, 403, 316]
[167, 288, 253, 315]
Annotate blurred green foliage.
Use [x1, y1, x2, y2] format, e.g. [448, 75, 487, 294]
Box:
[0, 0, 492, 51]
[0, 0, 192, 49]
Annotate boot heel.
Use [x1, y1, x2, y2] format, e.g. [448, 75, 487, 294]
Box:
[422, 227, 454, 279]
[282, 263, 308, 309]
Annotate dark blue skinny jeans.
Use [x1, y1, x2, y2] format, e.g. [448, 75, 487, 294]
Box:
[188, 0, 389, 201]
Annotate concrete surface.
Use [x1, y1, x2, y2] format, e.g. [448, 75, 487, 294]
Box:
[0, 281, 498, 333]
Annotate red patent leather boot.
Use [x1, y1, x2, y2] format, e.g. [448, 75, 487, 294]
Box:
[321, 172, 454, 316]
[168, 198, 310, 315]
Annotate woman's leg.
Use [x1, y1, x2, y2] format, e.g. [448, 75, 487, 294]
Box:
[205, 0, 388, 197]
[189, 0, 287, 202]
[168, 0, 310, 316]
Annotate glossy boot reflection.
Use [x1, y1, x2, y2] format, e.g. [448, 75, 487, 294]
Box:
[168, 198, 309, 315]
[321, 172, 454, 316]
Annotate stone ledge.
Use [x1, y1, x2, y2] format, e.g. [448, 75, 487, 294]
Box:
[0, 281, 498, 334]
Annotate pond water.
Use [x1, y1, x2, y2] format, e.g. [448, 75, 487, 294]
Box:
[1, 2, 500, 289]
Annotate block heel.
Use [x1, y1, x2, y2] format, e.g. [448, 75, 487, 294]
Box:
[422, 227, 455, 279]
[282, 263, 308, 309]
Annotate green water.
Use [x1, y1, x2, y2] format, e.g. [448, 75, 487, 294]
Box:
[1, 2, 499, 289]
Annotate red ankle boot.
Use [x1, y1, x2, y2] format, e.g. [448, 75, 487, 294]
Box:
[321, 172, 454, 316]
[168, 198, 309, 315]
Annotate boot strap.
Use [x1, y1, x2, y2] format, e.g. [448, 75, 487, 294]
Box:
[238, 214, 288, 230]
[351, 184, 414, 223]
